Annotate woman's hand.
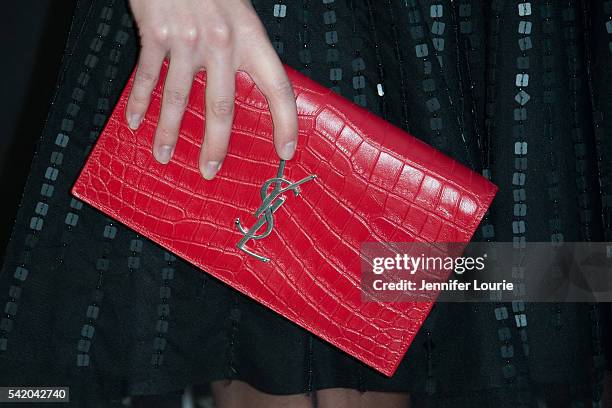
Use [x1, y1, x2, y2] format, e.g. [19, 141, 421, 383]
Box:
[126, 0, 298, 179]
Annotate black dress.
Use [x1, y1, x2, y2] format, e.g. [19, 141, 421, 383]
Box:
[1, 0, 611, 406]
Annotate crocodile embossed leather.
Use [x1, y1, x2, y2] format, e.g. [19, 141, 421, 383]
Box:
[72, 61, 498, 376]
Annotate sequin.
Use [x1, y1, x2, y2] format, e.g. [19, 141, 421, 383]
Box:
[29, 217, 43, 231]
[498, 327, 511, 341]
[84, 54, 98, 69]
[103, 225, 117, 239]
[512, 173, 526, 186]
[512, 220, 526, 233]
[64, 213, 79, 226]
[329, 68, 342, 81]
[518, 37, 532, 50]
[159, 287, 171, 298]
[96, 23, 110, 37]
[130, 239, 143, 252]
[34, 202, 49, 216]
[350, 57, 364, 71]
[514, 90, 530, 105]
[77, 72, 90, 87]
[326, 49, 340, 62]
[114, 30, 129, 44]
[502, 364, 517, 379]
[161, 268, 174, 280]
[77, 340, 91, 353]
[495, 307, 509, 320]
[482, 225, 495, 238]
[55, 134, 69, 147]
[153, 337, 167, 351]
[50, 151, 64, 165]
[431, 21, 445, 35]
[512, 267, 524, 279]
[86, 306, 100, 319]
[4, 302, 17, 316]
[44, 167, 59, 181]
[323, 10, 336, 24]
[415, 43, 428, 57]
[515, 158, 528, 170]
[459, 4, 471, 17]
[158, 304, 170, 316]
[274, 4, 287, 18]
[127, 257, 140, 269]
[426, 98, 441, 112]
[81, 324, 95, 338]
[408, 10, 420, 24]
[76, 354, 90, 367]
[90, 38, 103, 52]
[501, 344, 514, 358]
[518, 21, 532, 35]
[8, 286, 21, 299]
[325, 31, 338, 44]
[518, 2, 532, 16]
[513, 108, 527, 121]
[432, 38, 444, 51]
[515, 314, 528, 327]
[96, 259, 109, 271]
[100, 6, 113, 20]
[151, 354, 164, 366]
[40, 183, 54, 198]
[156, 320, 169, 333]
[422, 78, 435, 92]
[515, 73, 529, 87]
[352, 76, 365, 89]
[430, 4, 443, 18]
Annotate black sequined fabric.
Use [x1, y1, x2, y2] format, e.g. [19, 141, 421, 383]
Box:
[1, 0, 611, 406]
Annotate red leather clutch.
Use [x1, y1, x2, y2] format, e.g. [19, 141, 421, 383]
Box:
[72, 61, 497, 376]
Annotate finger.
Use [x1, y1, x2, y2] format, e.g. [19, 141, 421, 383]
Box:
[247, 44, 297, 161]
[153, 54, 194, 164]
[199, 62, 236, 180]
[125, 44, 165, 130]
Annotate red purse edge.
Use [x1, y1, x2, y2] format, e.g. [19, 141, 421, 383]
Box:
[70, 63, 499, 377]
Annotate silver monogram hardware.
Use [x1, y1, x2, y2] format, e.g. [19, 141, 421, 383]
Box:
[235, 160, 316, 262]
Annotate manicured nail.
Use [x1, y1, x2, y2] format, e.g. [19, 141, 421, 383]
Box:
[128, 114, 142, 130]
[202, 161, 221, 180]
[280, 141, 296, 160]
[155, 144, 173, 164]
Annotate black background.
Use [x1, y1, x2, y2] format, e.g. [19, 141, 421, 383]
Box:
[0, 1, 77, 257]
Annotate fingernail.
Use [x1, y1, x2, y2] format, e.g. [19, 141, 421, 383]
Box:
[128, 114, 142, 130]
[155, 145, 173, 164]
[202, 161, 222, 180]
[280, 141, 296, 160]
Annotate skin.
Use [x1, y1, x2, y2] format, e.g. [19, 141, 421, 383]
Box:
[211, 380, 411, 408]
[127, 0, 298, 180]
[127, 1, 411, 406]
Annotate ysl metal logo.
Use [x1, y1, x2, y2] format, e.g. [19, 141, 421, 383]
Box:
[235, 160, 316, 262]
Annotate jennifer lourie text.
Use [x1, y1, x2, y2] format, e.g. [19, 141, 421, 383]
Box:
[371, 279, 514, 292]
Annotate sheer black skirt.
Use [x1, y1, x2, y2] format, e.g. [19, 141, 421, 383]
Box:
[1, 0, 611, 406]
